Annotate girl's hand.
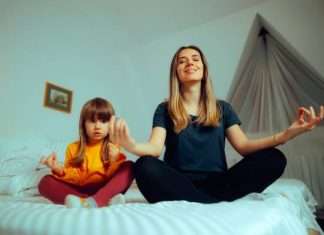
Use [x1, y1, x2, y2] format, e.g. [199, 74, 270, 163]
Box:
[40, 152, 64, 175]
[40, 152, 58, 169]
[285, 105, 324, 141]
[109, 116, 136, 152]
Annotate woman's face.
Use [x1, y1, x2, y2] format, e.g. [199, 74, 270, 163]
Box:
[176, 48, 204, 84]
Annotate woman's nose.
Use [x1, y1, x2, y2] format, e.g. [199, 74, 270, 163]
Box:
[186, 60, 194, 66]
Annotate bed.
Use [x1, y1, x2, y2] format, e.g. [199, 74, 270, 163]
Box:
[0, 179, 323, 235]
[0, 138, 323, 235]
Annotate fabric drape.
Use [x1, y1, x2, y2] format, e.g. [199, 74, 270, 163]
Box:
[226, 32, 324, 206]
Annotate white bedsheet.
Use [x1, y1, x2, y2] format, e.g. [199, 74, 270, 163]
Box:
[0, 179, 323, 235]
[0, 194, 306, 235]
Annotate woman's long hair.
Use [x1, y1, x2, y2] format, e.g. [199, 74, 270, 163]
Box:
[168, 45, 221, 133]
[71, 97, 115, 166]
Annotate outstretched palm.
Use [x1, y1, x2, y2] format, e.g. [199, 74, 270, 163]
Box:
[109, 116, 136, 151]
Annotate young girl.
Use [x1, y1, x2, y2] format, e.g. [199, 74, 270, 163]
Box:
[38, 97, 134, 208]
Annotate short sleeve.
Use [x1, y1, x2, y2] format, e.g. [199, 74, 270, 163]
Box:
[220, 101, 241, 129]
[152, 102, 168, 129]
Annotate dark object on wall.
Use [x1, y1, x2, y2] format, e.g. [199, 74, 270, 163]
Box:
[43, 81, 73, 113]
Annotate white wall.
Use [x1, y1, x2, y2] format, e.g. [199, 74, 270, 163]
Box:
[1, 0, 323, 159]
[0, 0, 132, 145]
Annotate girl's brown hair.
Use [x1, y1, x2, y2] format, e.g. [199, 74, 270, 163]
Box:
[168, 45, 221, 133]
[71, 97, 115, 166]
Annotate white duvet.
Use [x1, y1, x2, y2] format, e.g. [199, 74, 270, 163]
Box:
[0, 179, 323, 235]
[0, 138, 322, 235]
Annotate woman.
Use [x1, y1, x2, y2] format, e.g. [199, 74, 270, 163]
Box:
[109, 45, 324, 203]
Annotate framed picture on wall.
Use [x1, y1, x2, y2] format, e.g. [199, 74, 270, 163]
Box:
[43, 82, 73, 113]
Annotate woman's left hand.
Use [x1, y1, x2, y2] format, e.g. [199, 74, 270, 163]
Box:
[108, 143, 120, 162]
[109, 116, 136, 152]
[285, 105, 324, 140]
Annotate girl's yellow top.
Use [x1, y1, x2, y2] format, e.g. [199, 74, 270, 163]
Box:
[53, 141, 126, 186]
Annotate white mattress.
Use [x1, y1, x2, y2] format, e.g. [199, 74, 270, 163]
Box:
[0, 179, 322, 235]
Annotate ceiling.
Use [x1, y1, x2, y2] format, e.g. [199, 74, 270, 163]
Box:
[106, 0, 269, 45]
[1, 0, 269, 51]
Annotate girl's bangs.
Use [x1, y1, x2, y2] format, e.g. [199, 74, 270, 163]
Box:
[84, 105, 111, 122]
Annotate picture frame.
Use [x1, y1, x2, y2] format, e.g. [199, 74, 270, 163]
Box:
[43, 82, 73, 113]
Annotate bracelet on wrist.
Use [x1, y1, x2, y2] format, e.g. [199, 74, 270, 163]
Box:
[273, 134, 278, 145]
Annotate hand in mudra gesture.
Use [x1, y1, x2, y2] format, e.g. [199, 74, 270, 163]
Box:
[40, 152, 64, 175]
[285, 105, 324, 140]
[40, 152, 59, 169]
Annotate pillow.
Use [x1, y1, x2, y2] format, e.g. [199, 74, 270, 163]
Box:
[0, 141, 67, 177]
[0, 155, 40, 176]
[0, 135, 68, 163]
[0, 134, 50, 158]
[264, 178, 318, 212]
[0, 168, 49, 196]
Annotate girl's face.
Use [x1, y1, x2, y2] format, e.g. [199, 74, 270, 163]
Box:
[176, 48, 204, 84]
[85, 119, 109, 143]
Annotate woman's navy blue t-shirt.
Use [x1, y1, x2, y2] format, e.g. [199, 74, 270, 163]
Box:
[153, 100, 241, 172]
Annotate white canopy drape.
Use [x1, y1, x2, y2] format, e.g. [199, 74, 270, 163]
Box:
[226, 30, 324, 206]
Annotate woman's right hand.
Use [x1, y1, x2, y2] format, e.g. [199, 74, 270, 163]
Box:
[109, 116, 136, 152]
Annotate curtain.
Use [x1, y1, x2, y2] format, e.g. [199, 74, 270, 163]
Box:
[226, 30, 324, 207]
